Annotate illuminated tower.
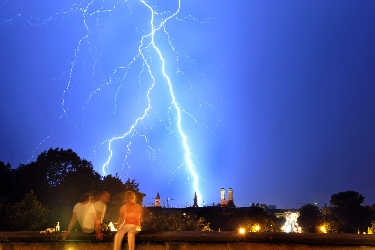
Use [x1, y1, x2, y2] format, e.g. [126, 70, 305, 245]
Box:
[193, 191, 198, 207]
[228, 188, 233, 202]
[227, 188, 235, 207]
[220, 188, 226, 206]
[155, 192, 161, 207]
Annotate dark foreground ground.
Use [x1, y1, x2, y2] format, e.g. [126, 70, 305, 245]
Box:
[1, 231, 375, 250]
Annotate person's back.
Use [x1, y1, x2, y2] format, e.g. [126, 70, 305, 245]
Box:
[124, 203, 142, 225]
[113, 191, 142, 250]
[74, 202, 95, 233]
[62, 193, 103, 240]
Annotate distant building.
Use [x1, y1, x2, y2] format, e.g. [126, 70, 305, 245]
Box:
[274, 211, 285, 218]
[155, 192, 161, 207]
[268, 205, 276, 210]
[193, 191, 198, 207]
[220, 188, 226, 206]
[228, 188, 233, 201]
[220, 188, 236, 207]
[150, 189, 285, 212]
[259, 203, 267, 210]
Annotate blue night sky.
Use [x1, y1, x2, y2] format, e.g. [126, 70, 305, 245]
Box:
[1, 0, 375, 209]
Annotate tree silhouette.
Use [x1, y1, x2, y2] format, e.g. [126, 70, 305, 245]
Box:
[0, 148, 147, 230]
[328, 190, 373, 233]
[0, 162, 13, 196]
[3, 191, 48, 230]
[298, 204, 321, 233]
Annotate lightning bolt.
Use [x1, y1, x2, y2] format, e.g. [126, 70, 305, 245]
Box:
[101, 0, 202, 203]
[1, 0, 216, 206]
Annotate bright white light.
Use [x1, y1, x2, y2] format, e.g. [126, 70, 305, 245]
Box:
[108, 222, 117, 232]
[281, 212, 300, 233]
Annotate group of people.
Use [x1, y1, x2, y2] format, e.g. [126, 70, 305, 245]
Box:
[61, 190, 142, 250]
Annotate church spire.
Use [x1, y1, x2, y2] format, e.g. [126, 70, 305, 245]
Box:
[193, 191, 198, 207]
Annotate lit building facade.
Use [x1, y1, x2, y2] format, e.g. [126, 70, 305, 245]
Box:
[220, 187, 235, 207]
[155, 192, 161, 207]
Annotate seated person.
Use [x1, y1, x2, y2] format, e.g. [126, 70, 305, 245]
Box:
[62, 193, 103, 240]
[93, 191, 110, 223]
[113, 191, 142, 250]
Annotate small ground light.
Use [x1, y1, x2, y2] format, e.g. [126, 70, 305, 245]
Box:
[108, 222, 117, 231]
[239, 228, 246, 234]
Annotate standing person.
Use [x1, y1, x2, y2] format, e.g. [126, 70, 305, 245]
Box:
[62, 193, 103, 240]
[93, 191, 110, 223]
[113, 191, 142, 250]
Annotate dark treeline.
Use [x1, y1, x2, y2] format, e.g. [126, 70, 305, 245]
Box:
[0, 147, 143, 231]
[1, 148, 374, 233]
[298, 190, 375, 233]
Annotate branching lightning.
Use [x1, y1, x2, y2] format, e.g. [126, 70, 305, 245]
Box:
[101, 0, 201, 202]
[0, 0, 217, 206]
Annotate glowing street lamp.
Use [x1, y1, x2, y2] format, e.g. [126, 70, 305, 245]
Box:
[239, 228, 246, 234]
[320, 225, 327, 233]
